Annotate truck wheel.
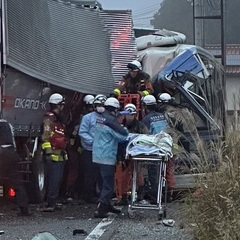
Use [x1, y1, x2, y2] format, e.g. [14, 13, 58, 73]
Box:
[30, 146, 46, 203]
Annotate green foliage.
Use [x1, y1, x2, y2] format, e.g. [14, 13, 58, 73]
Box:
[184, 132, 240, 240]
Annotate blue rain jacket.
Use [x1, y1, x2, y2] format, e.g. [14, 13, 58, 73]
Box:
[92, 110, 129, 165]
[79, 111, 100, 151]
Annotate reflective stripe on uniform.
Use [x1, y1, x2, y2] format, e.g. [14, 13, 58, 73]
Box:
[143, 90, 149, 96]
[50, 153, 68, 161]
[114, 89, 121, 95]
[42, 142, 51, 149]
[51, 154, 61, 161]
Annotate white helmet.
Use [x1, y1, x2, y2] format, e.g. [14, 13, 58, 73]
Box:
[83, 94, 94, 105]
[48, 93, 65, 104]
[93, 94, 107, 104]
[158, 93, 172, 103]
[124, 103, 137, 114]
[127, 60, 142, 71]
[104, 97, 120, 109]
[142, 95, 156, 105]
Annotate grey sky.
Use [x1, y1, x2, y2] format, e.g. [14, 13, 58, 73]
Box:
[99, 0, 163, 28]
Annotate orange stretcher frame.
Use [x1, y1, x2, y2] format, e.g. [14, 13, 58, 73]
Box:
[118, 94, 141, 119]
[114, 161, 144, 201]
[115, 94, 142, 201]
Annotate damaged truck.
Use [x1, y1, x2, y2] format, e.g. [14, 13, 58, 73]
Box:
[0, 0, 137, 202]
[0, 0, 226, 202]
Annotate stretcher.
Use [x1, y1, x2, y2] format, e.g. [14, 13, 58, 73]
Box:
[127, 153, 168, 220]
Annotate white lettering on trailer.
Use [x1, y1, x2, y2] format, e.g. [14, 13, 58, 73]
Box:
[14, 98, 40, 110]
[40, 101, 47, 110]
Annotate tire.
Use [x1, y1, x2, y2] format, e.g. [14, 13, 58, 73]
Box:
[29, 146, 46, 203]
[128, 210, 136, 219]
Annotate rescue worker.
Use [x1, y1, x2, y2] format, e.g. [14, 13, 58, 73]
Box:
[69, 94, 94, 201]
[141, 95, 169, 134]
[112, 60, 154, 97]
[141, 95, 169, 202]
[82, 94, 95, 114]
[123, 103, 149, 134]
[79, 94, 107, 203]
[93, 97, 129, 218]
[115, 103, 149, 206]
[157, 93, 180, 201]
[66, 94, 95, 200]
[41, 93, 68, 211]
[157, 93, 174, 112]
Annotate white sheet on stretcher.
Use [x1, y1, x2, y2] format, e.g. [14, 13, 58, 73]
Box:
[126, 132, 173, 157]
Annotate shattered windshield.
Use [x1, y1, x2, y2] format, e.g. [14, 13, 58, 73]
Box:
[161, 49, 211, 92]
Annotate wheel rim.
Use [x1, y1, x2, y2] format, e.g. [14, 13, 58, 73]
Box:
[38, 170, 45, 191]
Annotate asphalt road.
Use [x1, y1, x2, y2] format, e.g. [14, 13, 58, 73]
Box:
[0, 200, 193, 240]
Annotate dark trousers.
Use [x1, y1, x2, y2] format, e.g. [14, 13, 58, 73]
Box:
[148, 165, 158, 198]
[46, 160, 65, 207]
[65, 145, 81, 196]
[82, 150, 100, 201]
[98, 164, 115, 205]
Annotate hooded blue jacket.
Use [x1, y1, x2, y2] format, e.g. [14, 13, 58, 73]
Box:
[92, 110, 128, 165]
[79, 111, 100, 151]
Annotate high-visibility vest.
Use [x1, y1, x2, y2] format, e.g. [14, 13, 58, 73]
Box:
[41, 112, 68, 161]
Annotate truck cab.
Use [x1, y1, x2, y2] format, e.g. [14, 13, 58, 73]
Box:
[137, 33, 226, 189]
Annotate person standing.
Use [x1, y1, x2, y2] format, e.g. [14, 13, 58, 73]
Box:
[41, 93, 68, 211]
[112, 60, 153, 97]
[82, 94, 95, 114]
[141, 95, 170, 202]
[157, 93, 180, 201]
[142, 94, 177, 202]
[115, 103, 149, 206]
[141, 95, 169, 134]
[93, 97, 129, 218]
[65, 94, 95, 200]
[79, 94, 107, 203]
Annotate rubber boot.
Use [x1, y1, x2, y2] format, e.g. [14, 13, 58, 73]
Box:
[114, 194, 128, 206]
[107, 204, 121, 214]
[94, 203, 108, 218]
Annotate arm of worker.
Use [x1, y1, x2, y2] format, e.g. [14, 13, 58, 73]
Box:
[41, 116, 54, 155]
[107, 120, 129, 142]
[138, 72, 154, 96]
[79, 114, 93, 149]
[113, 77, 127, 96]
[141, 116, 151, 133]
